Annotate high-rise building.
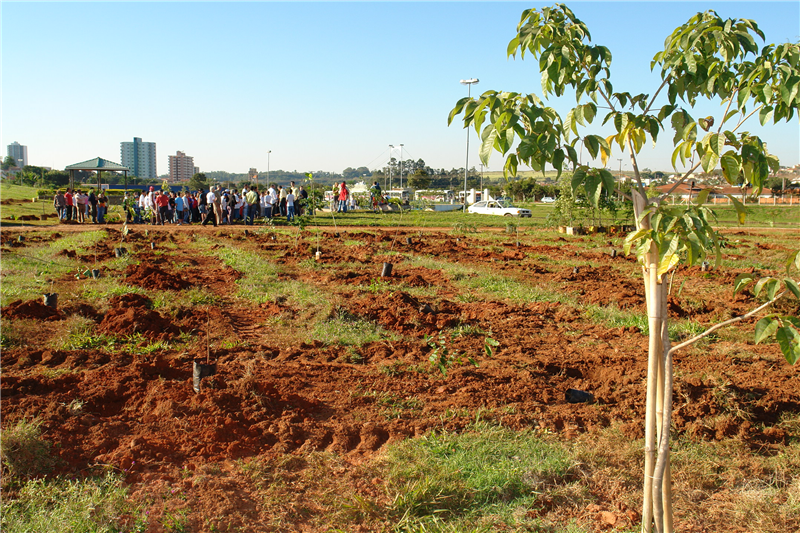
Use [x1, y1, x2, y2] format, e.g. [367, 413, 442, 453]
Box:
[120, 137, 157, 179]
[168, 151, 195, 181]
[7, 142, 28, 168]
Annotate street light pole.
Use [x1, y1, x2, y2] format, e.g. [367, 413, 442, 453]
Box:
[267, 150, 272, 188]
[388, 145, 394, 190]
[399, 144, 404, 189]
[460, 78, 479, 208]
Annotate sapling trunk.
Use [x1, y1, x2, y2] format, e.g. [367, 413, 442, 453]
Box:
[642, 248, 660, 533]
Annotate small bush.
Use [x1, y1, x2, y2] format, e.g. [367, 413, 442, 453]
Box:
[1, 419, 56, 478]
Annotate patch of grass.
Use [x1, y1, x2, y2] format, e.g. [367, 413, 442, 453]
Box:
[460, 272, 570, 304]
[311, 308, 399, 346]
[584, 304, 648, 334]
[55, 316, 116, 351]
[82, 281, 146, 301]
[382, 421, 577, 530]
[0, 418, 57, 479]
[0, 319, 22, 350]
[0, 472, 144, 533]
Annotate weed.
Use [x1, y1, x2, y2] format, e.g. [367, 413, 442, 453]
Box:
[0, 472, 144, 533]
[0, 418, 56, 478]
[378, 360, 406, 377]
[426, 331, 478, 376]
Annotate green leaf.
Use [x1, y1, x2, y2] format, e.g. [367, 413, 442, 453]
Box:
[571, 168, 586, 192]
[695, 188, 711, 205]
[754, 277, 779, 300]
[733, 273, 755, 295]
[775, 326, 800, 365]
[727, 194, 747, 225]
[720, 153, 741, 183]
[585, 172, 602, 208]
[759, 106, 774, 126]
[479, 125, 498, 165]
[783, 278, 800, 299]
[754, 317, 780, 344]
[624, 228, 650, 256]
[787, 250, 800, 274]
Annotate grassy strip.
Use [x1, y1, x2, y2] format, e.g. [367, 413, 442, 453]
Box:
[1, 230, 110, 305]
[311, 307, 400, 347]
[1, 473, 144, 533]
[382, 421, 578, 531]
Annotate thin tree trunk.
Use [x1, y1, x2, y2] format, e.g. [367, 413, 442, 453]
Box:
[642, 247, 660, 533]
[660, 282, 674, 532]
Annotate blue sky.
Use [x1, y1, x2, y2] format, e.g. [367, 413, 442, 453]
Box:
[2, 1, 798, 177]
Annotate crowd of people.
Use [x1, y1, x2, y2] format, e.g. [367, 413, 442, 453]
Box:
[53, 189, 110, 223]
[53, 182, 310, 227]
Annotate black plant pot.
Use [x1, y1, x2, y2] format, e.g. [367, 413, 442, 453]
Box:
[193, 360, 217, 393]
[565, 388, 594, 404]
[43, 293, 58, 309]
[381, 262, 393, 278]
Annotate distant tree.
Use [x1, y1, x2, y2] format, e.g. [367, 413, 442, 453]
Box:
[2, 155, 16, 170]
[407, 169, 431, 190]
[342, 167, 358, 180]
[189, 173, 209, 191]
[356, 166, 371, 177]
[43, 170, 70, 188]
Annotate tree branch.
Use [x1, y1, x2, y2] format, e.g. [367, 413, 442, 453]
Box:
[642, 76, 672, 116]
[732, 104, 764, 133]
[667, 292, 785, 357]
[659, 160, 704, 200]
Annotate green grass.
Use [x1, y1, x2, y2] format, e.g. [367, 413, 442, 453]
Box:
[311, 307, 399, 346]
[0, 418, 57, 478]
[0, 473, 145, 533]
[382, 421, 579, 531]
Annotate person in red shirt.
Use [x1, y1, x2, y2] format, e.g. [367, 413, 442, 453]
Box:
[155, 191, 171, 225]
[64, 189, 74, 221]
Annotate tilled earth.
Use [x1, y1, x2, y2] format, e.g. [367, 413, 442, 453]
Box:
[1, 224, 798, 532]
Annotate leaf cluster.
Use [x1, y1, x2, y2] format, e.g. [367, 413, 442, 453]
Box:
[733, 251, 800, 364]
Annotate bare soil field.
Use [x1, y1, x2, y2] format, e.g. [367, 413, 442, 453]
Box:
[1, 224, 798, 532]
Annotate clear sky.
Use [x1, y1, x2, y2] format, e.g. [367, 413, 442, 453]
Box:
[2, 1, 798, 177]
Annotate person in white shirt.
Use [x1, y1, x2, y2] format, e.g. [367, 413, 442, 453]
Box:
[286, 190, 296, 222]
[202, 188, 217, 226]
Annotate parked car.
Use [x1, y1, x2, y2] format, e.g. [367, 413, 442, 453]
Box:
[540, 196, 555, 203]
[467, 200, 532, 217]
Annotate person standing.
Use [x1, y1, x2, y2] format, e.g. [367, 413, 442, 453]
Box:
[155, 190, 170, 225]
[174, 192, 185, 225]
[64, 188, 74, 221]
[97, 190, 108, 224]
[286, 188, 296, 222]
[53, 190, 66, 220]
[202, 187, 218, 226]
[298, 185, 309, 216]
[136, 191, 146, 223]
[245, 185, 259, 225]
[338, 181, 349, 213]
[88, 190, 98, 223]
[279, 185, 287, 217]
[76, 190, 87, 223]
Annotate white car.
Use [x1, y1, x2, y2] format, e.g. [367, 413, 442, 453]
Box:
[540, 196, 555, 203]
[467, 200, 532, 217]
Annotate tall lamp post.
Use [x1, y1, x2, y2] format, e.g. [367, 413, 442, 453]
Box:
[460, 78, 479, 208]
[267, 150, 272, 188]
[388, 144, 394, 190]
[399, 144, 404, 189]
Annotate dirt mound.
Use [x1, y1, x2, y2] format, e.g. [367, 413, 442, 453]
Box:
[97, 307, 178, 340]
[1, 299, 61, 320]
[109, 293, 152, 309]
[125, 263, 191, 291]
